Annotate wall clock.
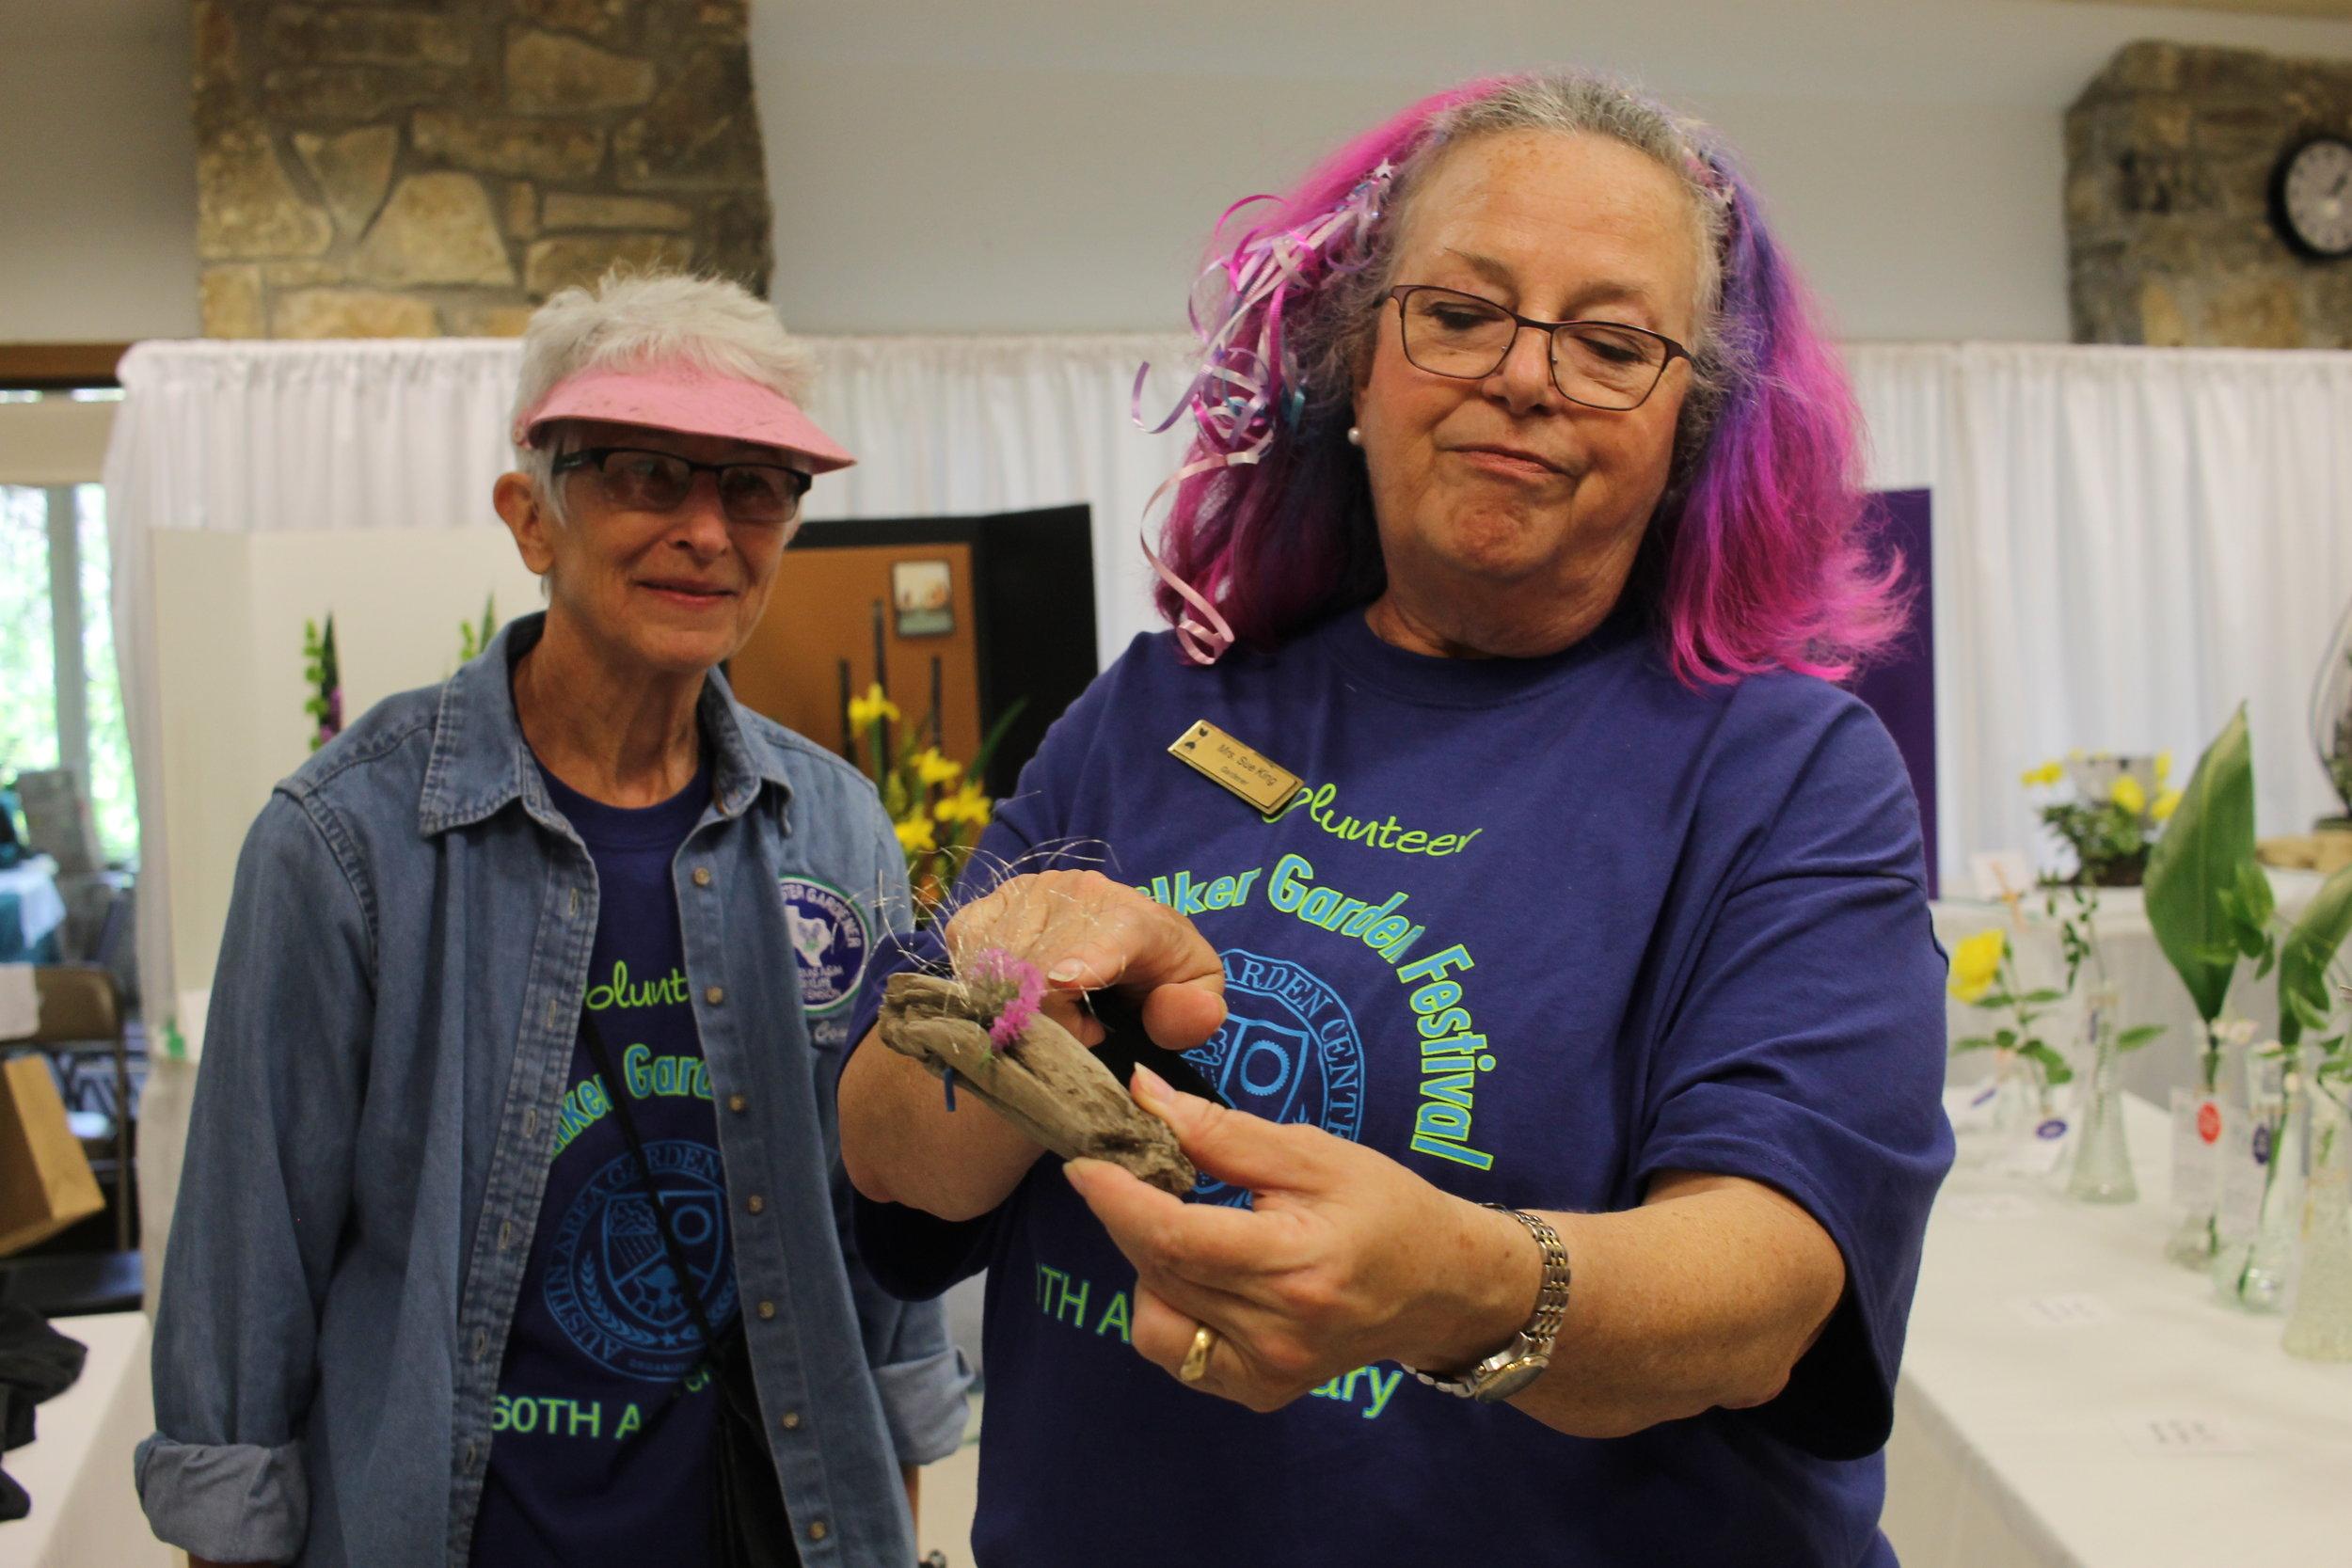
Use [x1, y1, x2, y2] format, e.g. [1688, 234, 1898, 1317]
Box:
[2273, 135, 2352, 260]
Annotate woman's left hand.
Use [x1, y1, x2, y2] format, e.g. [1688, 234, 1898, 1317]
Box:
[1061, 1064, 1537, 1411]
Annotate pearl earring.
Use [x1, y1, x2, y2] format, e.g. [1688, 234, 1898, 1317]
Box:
[1345, 425, 1362, 447]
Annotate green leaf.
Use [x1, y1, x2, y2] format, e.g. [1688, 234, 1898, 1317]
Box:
[2145, 705, 2257, 1025]
[2117, 1023, 2168, 1051]
[969, 697, 1031, 783]
[1994, 1027, 2018, 1049]
[2239, 859, 2278, 929]
[1952, 1036, 1997, 1053]
[2020, 989, 2067, 1006]
[2022, 1040, 2075, 1086]
[2279, 860, 2352, 1046]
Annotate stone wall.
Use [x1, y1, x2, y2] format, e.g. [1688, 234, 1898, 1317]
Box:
[2068, 40, 2352, 347]
[194, 0, 771, 338]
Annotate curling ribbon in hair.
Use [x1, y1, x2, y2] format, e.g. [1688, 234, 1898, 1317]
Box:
[1131, 162, 1396, 665]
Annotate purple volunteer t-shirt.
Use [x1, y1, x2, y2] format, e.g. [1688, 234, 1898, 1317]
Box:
[471, 761, 731, 1568]
[852, 610, 1954, 1568]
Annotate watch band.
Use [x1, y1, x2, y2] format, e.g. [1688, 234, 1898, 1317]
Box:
[1404, 1204, 1571, 1401]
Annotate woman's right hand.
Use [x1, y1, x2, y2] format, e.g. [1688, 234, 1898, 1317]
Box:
[841, 870, 1227, 1219]
[943, 869, 1228, 1053]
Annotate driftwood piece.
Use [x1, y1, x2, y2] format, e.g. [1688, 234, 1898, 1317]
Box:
[878, 971, 1198, 1196]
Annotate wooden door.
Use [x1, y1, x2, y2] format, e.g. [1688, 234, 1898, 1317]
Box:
[728, 541, 983, 770]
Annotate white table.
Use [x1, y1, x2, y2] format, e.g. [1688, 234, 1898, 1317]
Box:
[1882, 1095, 2352, 1566]
[1931, 868, 2324, 1105]
[1, 1309, 174, 1567]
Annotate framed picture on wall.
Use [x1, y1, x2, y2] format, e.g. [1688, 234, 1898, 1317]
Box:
[892, 559, 954, 637]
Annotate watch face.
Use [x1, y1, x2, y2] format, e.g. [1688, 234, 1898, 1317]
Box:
[1471, 1355, 1549, 1403]
[2280, 137, 2352, 258]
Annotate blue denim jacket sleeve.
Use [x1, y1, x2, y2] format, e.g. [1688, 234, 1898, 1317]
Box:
[135, 789, 374, 1564]
[834, 797, 973, 1468]
[846, 1191, 973, 1467]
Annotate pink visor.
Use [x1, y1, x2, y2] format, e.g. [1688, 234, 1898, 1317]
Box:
[513, 359, 854, 474]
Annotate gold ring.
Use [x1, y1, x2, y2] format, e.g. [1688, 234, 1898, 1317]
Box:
[1179, 1323, 1217, 1384]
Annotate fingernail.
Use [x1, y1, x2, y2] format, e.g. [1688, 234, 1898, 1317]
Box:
[1047, 959, 1087, 986]
[1130, 1062, 1171, 1104]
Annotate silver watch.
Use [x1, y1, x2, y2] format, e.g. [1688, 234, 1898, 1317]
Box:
[1404, 1205, 1571, 1402]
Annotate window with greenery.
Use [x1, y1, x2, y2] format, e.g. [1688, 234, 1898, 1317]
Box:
[1, 391, 138, 865]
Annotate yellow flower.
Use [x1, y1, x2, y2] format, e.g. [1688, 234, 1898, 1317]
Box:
[914, 748, 963, 786]
[933, 782, 992, 827]
[2155, 750, 2173, 784]
[849, 683, 900, 732]
[2019, 760, 2064, 788]
[2152, 787, 2182, 822]
[893, 816, 936, 854]
[2109, 774, 2147, 816]
[1948, 929, 2006, 1002]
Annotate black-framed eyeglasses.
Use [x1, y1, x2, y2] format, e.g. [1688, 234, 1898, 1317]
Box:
[1387, 285, 1692, 411]
[550, 445, 813, 525]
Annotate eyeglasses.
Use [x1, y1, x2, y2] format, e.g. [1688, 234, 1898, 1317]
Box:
[550, 446, 813, 525]
[1387, 285, 1691, 411]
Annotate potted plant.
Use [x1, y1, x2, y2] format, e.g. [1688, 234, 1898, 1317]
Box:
[2020, 752, 2180, 887]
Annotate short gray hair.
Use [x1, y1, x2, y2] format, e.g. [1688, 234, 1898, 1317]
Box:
[510, 271, 816, 525]
[1296, 71, 1734, 438]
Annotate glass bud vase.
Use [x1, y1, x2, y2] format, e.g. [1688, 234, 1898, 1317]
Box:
[2214, 1053, 2304, 1313]
[1984, 1048, 2044, 1140]
[2165, 1027, 2234, 1270]
[2068, 988, 2137, 1203]
[2283, 1086, 2352, 1361]
[1990, 1049, 2027, 1133]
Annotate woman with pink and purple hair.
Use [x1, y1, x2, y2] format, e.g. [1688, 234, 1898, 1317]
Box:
[841, 70, 1951, 1565]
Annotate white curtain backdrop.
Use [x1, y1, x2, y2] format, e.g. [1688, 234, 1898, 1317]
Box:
[104, 335, 2352, 1024]
[103, 341, 525, 1040]
[1849, 343, 2352, 889]
[795, 334, 1195, 672]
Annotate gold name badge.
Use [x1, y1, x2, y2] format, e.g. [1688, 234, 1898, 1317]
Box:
[1167, 721, 1303, 816]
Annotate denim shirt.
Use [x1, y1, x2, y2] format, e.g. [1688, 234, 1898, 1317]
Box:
[137, 614, 970, 1567]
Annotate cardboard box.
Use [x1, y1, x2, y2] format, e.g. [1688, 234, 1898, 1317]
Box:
[0, 1054, 105, 1255]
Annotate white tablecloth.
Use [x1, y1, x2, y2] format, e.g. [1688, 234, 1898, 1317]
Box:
[1, 1309, 172, 1567]
[1882, 1095, 2352, 1566]
[1931, 868, 2323, 1104]
[0, 856, 67, 959]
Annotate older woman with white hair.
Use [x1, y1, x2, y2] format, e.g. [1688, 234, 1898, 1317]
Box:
[138, 273, 970, 1568]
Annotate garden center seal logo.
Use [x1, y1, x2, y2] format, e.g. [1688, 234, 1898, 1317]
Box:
[547, 1140, 736, 1381]
[781, 876, 869, 1017]
[1183, 948, 1366, 1207]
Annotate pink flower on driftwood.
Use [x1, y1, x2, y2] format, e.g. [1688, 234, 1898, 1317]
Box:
[963, 947, 1046, 1049]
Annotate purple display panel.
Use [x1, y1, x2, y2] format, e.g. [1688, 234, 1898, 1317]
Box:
[1850, 488, 1937, 896]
